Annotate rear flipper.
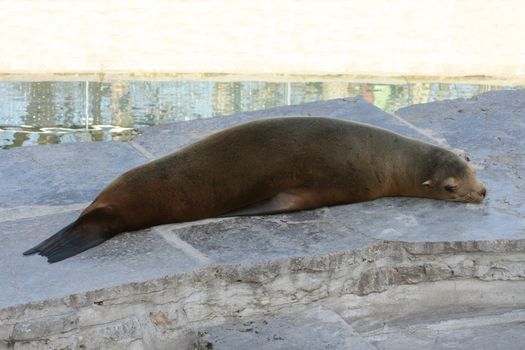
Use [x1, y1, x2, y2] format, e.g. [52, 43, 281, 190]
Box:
[23, 207, 120, 263]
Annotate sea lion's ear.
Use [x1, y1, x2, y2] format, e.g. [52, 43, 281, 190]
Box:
[422, 180, 433, 187]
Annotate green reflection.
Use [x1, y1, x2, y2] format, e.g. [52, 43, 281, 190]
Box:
[0, 80, 521, 149]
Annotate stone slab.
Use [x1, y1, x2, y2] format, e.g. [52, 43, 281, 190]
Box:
[196, 307, 375, 350]
[359, 308, 525, 350]
[329, 197, 525, 242]
[0, 210, 206, 308]
[170, 209, 372, 264]
[0, 141, 146, 208]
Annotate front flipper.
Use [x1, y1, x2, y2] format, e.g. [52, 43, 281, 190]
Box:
[222, 189, 322, 217]
[23, 207, 120, 263]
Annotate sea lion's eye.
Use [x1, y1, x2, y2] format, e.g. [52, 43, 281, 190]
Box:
[444, 184, 457, 193]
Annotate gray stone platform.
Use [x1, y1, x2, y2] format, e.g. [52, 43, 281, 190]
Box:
[1, 91, 524, 349]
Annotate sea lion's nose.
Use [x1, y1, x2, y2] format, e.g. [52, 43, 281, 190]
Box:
[480, 188, 487, 198]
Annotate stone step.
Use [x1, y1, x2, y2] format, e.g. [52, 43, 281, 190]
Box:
[196, 305, 525, 350]
[196, 308, 375, 350]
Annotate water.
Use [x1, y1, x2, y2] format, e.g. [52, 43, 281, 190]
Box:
[0, 80, 518, 149]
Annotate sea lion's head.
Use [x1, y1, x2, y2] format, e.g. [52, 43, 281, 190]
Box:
[421, 151, 488, 203]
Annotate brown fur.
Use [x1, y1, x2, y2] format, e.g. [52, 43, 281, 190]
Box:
[24, 117, 487, 263]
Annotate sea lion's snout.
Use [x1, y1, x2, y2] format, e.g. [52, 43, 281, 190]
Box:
[468, 181, 488, 203]
[461, 163, 488, 203]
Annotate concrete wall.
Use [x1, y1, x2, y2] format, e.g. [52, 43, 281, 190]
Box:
[0, 0, 524, 80]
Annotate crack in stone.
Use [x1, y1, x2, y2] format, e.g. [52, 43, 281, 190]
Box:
[153, 227, 212, 264]
[128, 140, 156, 160]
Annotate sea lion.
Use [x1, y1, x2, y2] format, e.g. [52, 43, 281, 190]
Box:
[24, 117, 487, 263]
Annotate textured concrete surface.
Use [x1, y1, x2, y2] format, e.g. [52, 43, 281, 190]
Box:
[1, 91, 524, 349]
[196, 307, 375, 350]
[360, 308, 525, 350]
[0, 141, 146, 208]
[196, 302, 525, 350]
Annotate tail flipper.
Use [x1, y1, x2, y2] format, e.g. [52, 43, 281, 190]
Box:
[23, 207, 120, 263]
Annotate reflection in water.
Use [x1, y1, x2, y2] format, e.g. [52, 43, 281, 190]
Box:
[0, 80, 519, 149]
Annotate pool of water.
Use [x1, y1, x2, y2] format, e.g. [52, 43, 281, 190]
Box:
[0, 80, 519, 149]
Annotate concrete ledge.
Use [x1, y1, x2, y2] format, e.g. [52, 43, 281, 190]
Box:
[2, 242, 525, 349]
[1, 91, 524, 349]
